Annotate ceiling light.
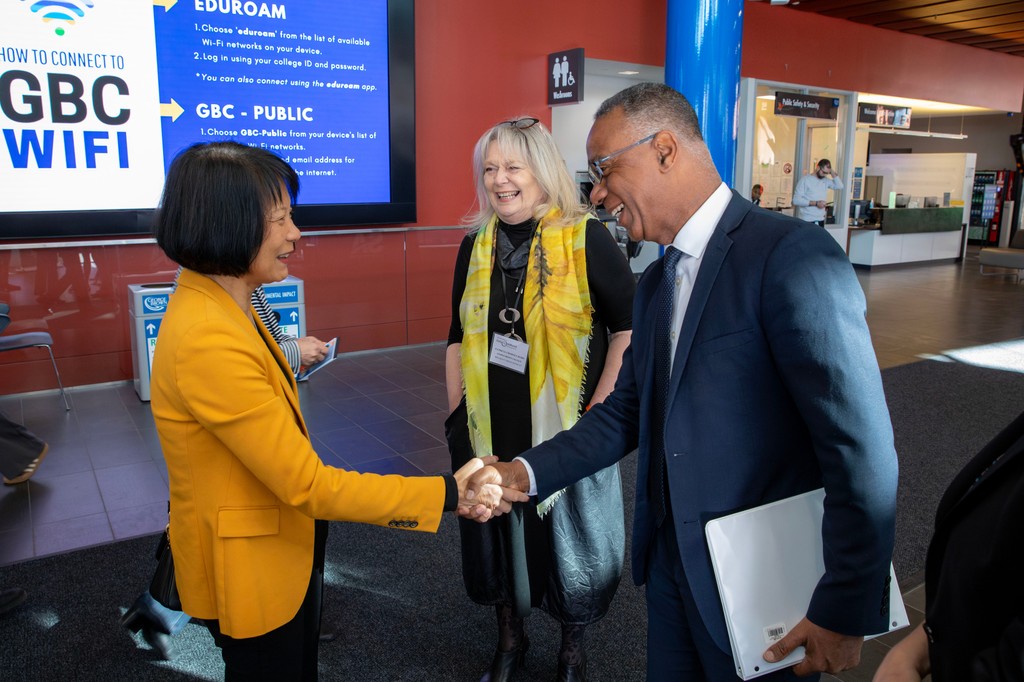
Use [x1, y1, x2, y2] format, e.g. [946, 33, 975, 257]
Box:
[618, 70, 640, 76]
[859, 126, 968, 140]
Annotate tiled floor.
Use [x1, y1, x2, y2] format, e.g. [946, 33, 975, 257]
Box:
[1, 246, 1022, 680]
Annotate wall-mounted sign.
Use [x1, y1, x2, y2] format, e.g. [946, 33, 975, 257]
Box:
[774, 92, 839, 120]
[548, 48, 583, 105]
[858, 103, 912, 129]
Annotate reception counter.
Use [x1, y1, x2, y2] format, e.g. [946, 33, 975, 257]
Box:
[847, 207, 965, 267]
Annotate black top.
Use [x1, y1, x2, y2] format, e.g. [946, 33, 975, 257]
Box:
[447, 218, 635, 460]
[925, 409, 1024, 681]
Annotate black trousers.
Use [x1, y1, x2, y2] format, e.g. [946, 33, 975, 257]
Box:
[205, 521, 328, 681]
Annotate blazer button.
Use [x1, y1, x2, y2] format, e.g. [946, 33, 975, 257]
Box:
[409, 521, 418, 528]
[388, 520, 397, 527]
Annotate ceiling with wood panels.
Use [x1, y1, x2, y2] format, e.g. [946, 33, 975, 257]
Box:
[776, 0, 1024, 58]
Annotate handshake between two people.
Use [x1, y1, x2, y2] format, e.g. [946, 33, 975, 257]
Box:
[453, 457, 531, 522]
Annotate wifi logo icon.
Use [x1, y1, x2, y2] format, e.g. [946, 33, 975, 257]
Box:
[21, 0, 96, 37]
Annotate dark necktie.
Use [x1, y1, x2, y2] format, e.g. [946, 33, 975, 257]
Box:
[650, 246, 681, 527]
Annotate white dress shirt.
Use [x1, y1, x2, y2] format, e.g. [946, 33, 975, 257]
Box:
[517, 183, 733, 496]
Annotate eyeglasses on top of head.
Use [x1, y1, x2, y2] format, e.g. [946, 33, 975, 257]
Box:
[500, 117, 540, 130]
[587, 133, 657, 186]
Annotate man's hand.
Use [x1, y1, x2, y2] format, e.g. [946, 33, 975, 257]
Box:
[297, 336, 329, 365]
[763, 617, 863, 675]
[452, 456, 528, 520]
[815, 199, 827, 209]
[458, 460, 531, 522]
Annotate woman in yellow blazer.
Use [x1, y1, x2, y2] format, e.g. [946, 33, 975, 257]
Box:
[150, 141, 520, 680]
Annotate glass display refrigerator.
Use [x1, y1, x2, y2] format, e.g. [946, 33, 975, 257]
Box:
[968, 170, 1015, 245]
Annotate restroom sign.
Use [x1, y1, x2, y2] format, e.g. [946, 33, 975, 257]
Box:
[548, 48, 583, 105]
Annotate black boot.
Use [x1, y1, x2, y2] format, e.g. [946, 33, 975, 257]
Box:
[121, 596, 173, 660]
[556, 653, 587, 682]
[480, 635, 529, 682]
[556, 623, 587, 682]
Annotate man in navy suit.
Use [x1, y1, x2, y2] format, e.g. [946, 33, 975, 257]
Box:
[464, 82, 898, 681]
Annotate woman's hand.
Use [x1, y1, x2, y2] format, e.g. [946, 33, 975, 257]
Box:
[297, 336, 329, 365]
[452, 456, 528, 519]
[872, 624, 930, 682]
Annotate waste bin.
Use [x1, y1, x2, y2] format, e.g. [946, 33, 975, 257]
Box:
[127, 276, 305, 401]
[127, 282, 174, 401]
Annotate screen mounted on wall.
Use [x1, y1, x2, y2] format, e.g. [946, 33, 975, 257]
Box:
[0, 0, 415, 241]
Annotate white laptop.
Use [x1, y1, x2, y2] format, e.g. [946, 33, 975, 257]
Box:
[704, 488, 909, 680]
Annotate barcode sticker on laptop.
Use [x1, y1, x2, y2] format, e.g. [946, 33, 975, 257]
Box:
[763, 623, 787, 644]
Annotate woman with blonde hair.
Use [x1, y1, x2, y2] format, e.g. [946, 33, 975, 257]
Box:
[445, 118, 635, 681]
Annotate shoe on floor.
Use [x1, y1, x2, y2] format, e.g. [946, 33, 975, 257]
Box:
[3, 443, 49, 485]
[0, 588, 28, 616]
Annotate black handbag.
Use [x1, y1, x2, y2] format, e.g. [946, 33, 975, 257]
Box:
[149, 528, 182, 611]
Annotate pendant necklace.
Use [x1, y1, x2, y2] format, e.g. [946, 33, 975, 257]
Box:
[496, 263, 526, 342]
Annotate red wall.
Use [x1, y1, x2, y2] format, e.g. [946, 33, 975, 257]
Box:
[0, 1, 668, 396]
[742, 3, 1024, 113]
[4, 2, 1022, 396]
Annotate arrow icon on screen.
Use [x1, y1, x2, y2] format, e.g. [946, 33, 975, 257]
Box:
[160, 99, 184, 122]
[153, 0, 179, 11]
[146, 323, 156, 334]
[289, 311, 298, 321]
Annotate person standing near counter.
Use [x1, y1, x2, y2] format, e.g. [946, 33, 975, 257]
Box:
[792, 159, 842, 226]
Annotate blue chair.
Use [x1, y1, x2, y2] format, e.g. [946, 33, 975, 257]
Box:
[0, 303, 70, 410]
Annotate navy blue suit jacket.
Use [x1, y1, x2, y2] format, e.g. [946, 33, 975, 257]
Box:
[523, 192, 898, 653]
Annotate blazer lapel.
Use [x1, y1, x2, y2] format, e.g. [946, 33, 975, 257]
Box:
[254, 311, 307, 436]
[937, 427, 1024, 526]
[665, 193, 748, 410]
[180, 270, 307, 438]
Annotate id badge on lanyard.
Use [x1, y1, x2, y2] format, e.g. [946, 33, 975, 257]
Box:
[489, 333, 529, 374]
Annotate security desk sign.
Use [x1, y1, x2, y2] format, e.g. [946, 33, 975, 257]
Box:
[774, 92, 839, 120]
[548, 48, 584, 106]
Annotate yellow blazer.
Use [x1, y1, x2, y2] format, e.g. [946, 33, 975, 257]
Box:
[150, 270, 446, 638]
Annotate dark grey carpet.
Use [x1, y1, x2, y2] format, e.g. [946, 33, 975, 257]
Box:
[2, 358, 1021, 680]
[0, 458, 646, 681]
[883, 359, 1024, 581]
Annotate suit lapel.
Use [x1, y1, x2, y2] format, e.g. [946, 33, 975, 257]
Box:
[665, 193, 748, 410]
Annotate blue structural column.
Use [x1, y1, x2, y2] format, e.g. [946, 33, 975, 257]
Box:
[665, 0, 744, 185]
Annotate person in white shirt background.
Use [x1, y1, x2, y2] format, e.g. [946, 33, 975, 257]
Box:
[792, 159, 843, 226]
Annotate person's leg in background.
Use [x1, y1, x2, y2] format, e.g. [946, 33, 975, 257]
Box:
[0, 588, 28, 616]
[0, 410, 48, 485]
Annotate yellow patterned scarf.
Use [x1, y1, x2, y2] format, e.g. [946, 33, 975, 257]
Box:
[461, 209, 593, 515]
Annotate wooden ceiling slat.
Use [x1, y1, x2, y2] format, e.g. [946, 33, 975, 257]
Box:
[908, 17, 1024, 36]
[779, 0, 1024, 57]
[957, 29, 1024, 45]
[883, 9, 1024, 31]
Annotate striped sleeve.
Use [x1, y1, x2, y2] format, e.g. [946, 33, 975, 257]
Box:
[251, 286, 302, 374]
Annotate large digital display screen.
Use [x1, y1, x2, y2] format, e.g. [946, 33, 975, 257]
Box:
[0, 0, 415, 240]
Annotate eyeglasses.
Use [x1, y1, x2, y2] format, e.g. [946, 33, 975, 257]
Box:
[500, 117, 539, 130]
[588, 133, 656, 186]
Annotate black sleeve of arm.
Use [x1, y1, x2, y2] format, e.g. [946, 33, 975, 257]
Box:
[971, 618, 1024, 681]
[585, 220, 635, 333]
[447, 234, 475, 346]
[442, 474, 458, 511]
